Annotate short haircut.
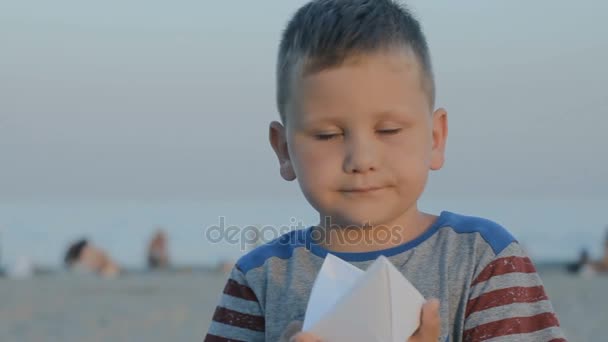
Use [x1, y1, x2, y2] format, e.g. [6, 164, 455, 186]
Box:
[64, 239, 88, 266]
[277, 0, 435, 123]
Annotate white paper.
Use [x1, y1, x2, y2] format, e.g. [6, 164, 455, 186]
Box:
[303, 254, 426, 342]
[303, 253, 364, 331]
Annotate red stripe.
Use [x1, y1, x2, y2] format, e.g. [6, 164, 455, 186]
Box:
[204, 334, 245, 342]
[211, 306, 265, 332]
[472, 256, 536, 286]
[548, 339, 567, 342]
[463, 312, 560, 341]
[223, 279, 259, 302]
[465, 286, 548, 318]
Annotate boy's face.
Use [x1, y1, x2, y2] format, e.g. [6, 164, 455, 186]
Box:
[270, 49, 447, 228]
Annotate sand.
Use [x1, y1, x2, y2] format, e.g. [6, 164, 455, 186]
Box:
[0, 269, 605, 341]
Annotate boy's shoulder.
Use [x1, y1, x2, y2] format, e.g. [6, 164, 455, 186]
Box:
[438, 210, 517, 255]
[235, 227, 310, 275]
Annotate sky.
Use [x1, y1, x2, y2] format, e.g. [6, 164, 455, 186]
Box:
[1, 0, 607, 201]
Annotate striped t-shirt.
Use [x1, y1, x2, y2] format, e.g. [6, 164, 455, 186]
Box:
[205, 211, 566, 341]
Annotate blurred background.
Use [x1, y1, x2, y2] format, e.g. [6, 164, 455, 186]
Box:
[1, 0, 606, 341]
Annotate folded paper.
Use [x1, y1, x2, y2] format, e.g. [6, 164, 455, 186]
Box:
[303, 254, 426, 342]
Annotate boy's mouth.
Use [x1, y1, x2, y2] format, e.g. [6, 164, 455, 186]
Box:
[341, 186, 386, 193]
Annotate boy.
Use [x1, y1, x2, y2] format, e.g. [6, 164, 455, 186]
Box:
[205, 0, 566, 341]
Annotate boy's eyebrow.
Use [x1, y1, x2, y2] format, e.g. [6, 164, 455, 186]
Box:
[296, 108, 415, 127]
[295, 113, 343, 127]
[374, 109, 401, 118]
[372, 108, 415, 120]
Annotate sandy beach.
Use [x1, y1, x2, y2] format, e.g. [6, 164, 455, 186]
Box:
[0, 268, 605, 341]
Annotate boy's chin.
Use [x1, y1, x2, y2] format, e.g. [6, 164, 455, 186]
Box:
[321, 212, 393, 229]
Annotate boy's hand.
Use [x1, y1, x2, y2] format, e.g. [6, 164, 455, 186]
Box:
[279, 299, 440, 342]
[408, 299, 441, 342]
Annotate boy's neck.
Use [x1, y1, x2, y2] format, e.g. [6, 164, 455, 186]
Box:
[314, 209, 438, 254]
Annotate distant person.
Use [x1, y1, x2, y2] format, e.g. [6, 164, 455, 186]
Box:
[602, 226, 608, 270]
[64, 239, 120, 277]
[579, 247, 590, 266]
[568, 247, 591, 273]
[147, 229, 169, 269]
[0, 230, 3, 277]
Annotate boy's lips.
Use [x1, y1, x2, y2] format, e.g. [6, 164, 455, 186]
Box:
[341, 186, 386, 193]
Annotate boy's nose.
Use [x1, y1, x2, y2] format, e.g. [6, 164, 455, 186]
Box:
[343, 136, 377, 174]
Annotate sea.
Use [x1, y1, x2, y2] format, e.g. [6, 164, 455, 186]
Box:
[1, 196, 606, 269]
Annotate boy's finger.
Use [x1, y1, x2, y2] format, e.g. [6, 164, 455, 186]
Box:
[409, 298, 441, 341]
[289, 332, 322, 342]
[420, 299, 441, 340]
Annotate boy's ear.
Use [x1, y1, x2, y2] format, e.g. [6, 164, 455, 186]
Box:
[269, 121, 296, 181]
[430, 108, 448, 171]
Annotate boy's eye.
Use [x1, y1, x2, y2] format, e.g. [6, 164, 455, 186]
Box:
[315, 133, 342, 140]
[377, 128, 402, 135]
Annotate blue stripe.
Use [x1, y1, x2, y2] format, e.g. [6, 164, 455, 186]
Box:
[442, 212, 516, 255]
[236, 229, 307, 274]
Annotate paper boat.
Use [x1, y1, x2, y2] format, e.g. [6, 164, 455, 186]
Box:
[303, 254, 426, 342]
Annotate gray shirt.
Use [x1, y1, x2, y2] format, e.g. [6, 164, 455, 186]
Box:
[205, 211, 566, 341]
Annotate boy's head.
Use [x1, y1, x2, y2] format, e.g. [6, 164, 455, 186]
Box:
[276, 0, 435, 123]
[270, 0, 448, 229]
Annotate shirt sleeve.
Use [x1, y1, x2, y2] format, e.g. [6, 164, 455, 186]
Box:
[204, 266, 265, 342]
[463, 242, 567, 341]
